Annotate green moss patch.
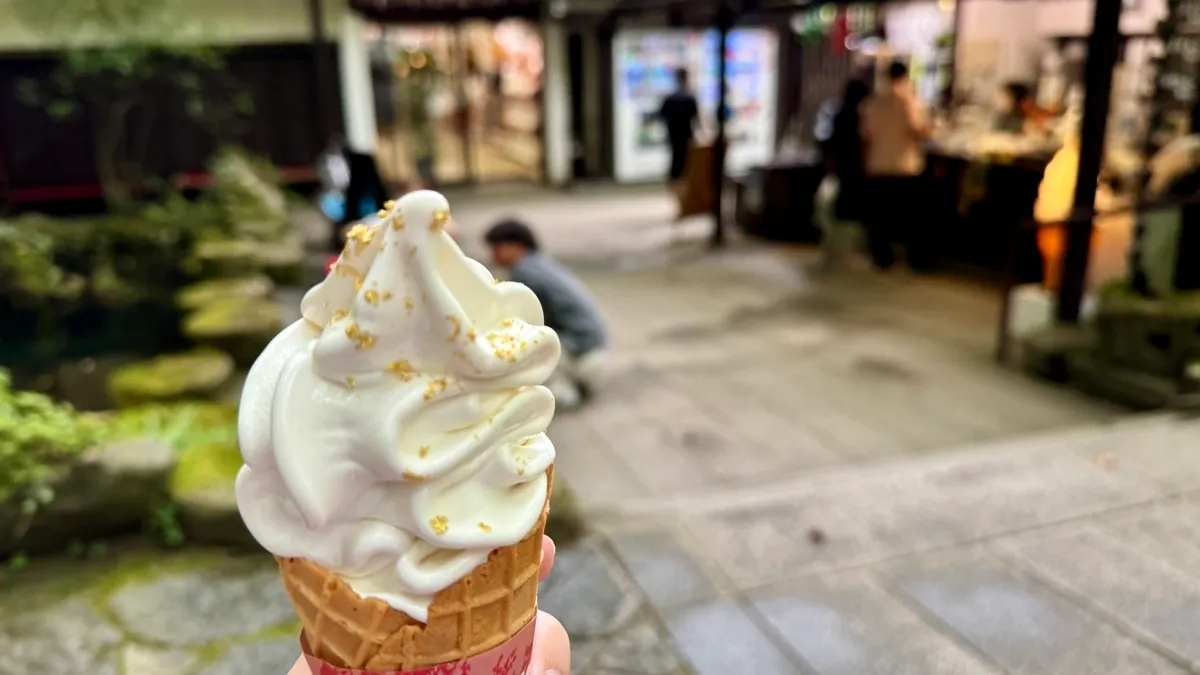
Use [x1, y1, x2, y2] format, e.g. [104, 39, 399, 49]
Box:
[107, 350, 235, 409]
[177, 275, 274, 311]
[182, 297, 282, 339]
[170, 442, 242, 497]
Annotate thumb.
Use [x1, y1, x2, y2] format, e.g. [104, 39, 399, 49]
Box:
[525, 610, 570, 675]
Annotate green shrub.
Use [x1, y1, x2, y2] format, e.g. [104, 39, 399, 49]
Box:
[106, 401, 237, 455]
[0, 368, 103, 506]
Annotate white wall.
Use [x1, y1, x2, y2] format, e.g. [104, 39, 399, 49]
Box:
[542, 20, 572, 186]
[0, 0, 345, 51]
[957, 0, 1044, 81]
[338, 11, 378, 154]
[1035, 0, 1167, 37]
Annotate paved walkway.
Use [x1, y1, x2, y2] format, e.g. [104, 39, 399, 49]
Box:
[7, 189, 1196, 675]
[522, 244, 1199, 675]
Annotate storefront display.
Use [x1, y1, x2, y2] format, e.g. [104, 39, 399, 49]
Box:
[612, 28, 779, 183]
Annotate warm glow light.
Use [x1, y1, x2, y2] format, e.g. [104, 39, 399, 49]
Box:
[937, 0, 956, 12]
[410, 52, 428, 69]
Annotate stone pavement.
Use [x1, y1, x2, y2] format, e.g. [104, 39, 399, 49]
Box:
[5, 188, 1196, 675]
[525, 245, 1200, 675]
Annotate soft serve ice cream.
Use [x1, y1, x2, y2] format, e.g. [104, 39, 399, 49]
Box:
[236, 190, 560, 622]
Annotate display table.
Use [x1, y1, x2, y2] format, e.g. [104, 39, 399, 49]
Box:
[925, 150, 1051, 283]
[733, 156, 824, 243]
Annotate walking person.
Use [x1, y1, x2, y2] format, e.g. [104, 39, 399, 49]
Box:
[484, 219, 611, 410]
[816, 78, 871, 267]
[860, 61, 934, 271]
[659, 68, 700, 194]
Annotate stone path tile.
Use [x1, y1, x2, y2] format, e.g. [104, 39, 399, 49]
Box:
[0, 599, 121, 675]
[120, 645, 199, 675]
[1071, 416, 1200, 494]
[1005, 525, 1200, 668]
[196, 638, 298, 675]
[887, 553, 1186, 675]
[539, 537, 642, 638]
[662, 599, 798, 675]
[678, 442, 1161, 588]
[584, 611, 687, 675]
[750, 574, 999, 675]
[606, 527, 723, 611]
[1099, 498, 1200, 577]
[107, 561, 294, 646]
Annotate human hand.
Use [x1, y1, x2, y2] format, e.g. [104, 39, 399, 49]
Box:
[288, 535, 569, 675]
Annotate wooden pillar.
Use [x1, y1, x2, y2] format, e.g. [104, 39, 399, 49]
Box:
[1056, 0, 1122, 323]
[710, 1, 733, 248]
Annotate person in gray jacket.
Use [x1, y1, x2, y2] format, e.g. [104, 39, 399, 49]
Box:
[485, 219, 610, 409]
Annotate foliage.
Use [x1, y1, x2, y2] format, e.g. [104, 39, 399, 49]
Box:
[0, 368, 104, 507]
[106, 401, 237, 455]
[107, 349, 235, 408]
[145, 502, 186, 547]
[0, 219, 86, 307]
[14, 0, 253, 208]
[207, 147, 289, 239]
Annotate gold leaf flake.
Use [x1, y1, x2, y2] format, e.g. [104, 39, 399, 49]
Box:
[404, 297, 415, 312]
[345, 376, 356, 389]
[430, 515, 449, 535]
[329, 309, 350, 326]
[419, 445, 430, 458]
[447, 316, 461, 342]
[363, 289, 380, 306]
[477, 522, 493, 533]
[430, 210, 450, 231]
[466, 327, 477, 341]
[402, 470, 427, 483]
[391, 215, 405, 231]
[382, 291, 394, 301]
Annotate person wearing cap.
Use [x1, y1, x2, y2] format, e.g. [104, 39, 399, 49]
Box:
[484, 219, 610, 410]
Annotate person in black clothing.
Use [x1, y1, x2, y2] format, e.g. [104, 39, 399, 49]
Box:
[659, 68, 700, 184]
[828, 79, 871, 223]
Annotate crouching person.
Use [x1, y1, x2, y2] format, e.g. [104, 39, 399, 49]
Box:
[485, 219, 611, 409]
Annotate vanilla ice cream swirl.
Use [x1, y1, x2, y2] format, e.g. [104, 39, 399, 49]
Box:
[235, 190, 560, 621]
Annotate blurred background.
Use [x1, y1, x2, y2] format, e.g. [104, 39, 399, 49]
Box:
[2, 0, 1200, 673]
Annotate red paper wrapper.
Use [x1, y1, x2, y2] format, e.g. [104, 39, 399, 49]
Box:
[300, 616, 536, 675]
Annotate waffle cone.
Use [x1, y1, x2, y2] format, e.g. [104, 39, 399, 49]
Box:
[277, 468, 552, 671]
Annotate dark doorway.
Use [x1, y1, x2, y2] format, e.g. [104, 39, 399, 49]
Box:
[567, 30, 587, 179]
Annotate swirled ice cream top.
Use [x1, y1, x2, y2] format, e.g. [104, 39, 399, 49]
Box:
[235, 190, 560, 622]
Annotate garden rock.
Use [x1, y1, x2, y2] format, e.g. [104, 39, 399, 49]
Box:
[0, 438, 174, 557]
[175, 484, 257, 549]
[171, 440, 256, 548]
[182, 297, 282, 367]
[108, 349, 235, 409]
[177, 275, 274, 312]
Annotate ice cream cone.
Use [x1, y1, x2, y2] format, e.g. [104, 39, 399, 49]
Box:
[279, 468, 552, 672]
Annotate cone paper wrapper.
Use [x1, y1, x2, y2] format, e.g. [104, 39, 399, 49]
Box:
[300, 616, 536, 675]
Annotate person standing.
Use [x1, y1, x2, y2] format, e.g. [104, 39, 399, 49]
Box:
[860, 61, 934, 271]
[659, 68, 700, 189]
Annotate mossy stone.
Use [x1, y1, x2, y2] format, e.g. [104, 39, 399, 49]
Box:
[177, 275, 274, 312]
[182, 298, 282, 368]
[182, 298, 282, 340]
[108, 350, 235, 409]
[545, 479, 585, 546]
[170, 441, 257, 548]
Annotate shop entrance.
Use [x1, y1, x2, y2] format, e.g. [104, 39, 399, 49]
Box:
[369, 20, 545, 188]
